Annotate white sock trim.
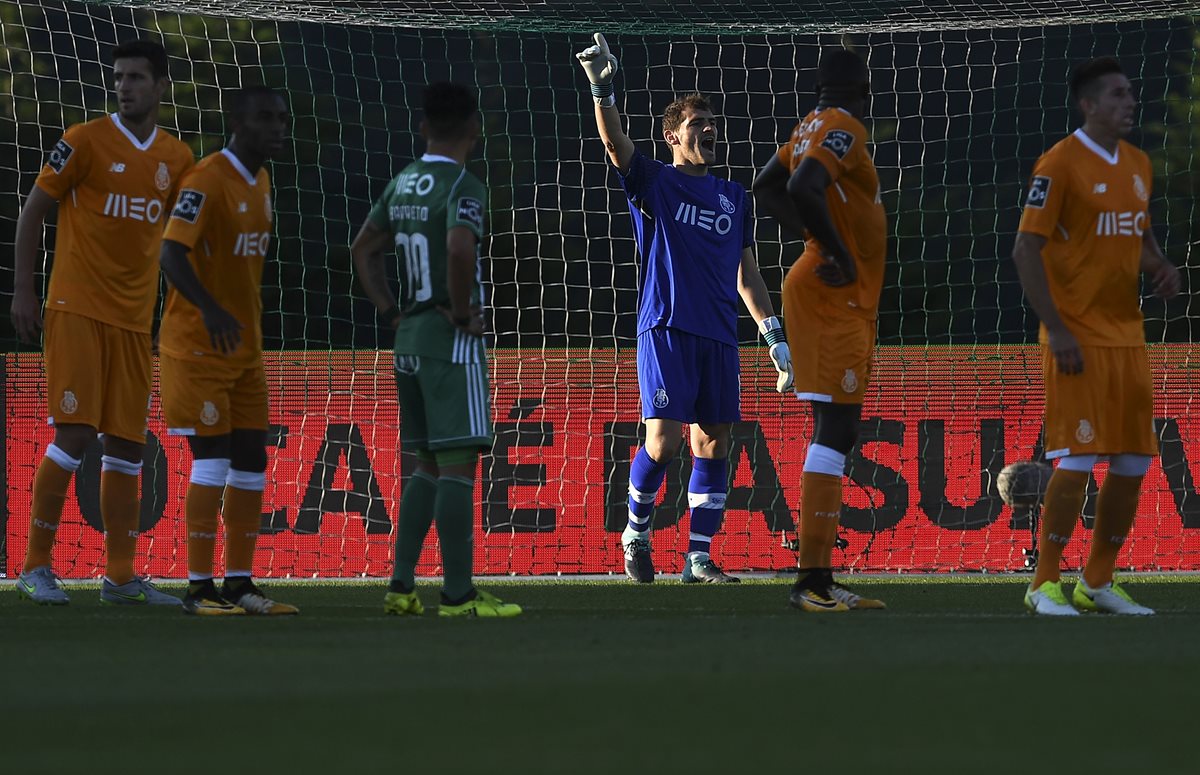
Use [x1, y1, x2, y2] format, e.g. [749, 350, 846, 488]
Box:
[45, 443, 82, 472]
[627, 484, 658, 503]
[190, 458, 231, 487]
[1056, 454, 1098, 473]
[101, 455, 142, 476]
[226, 468, 266, 491]
[804, 444, 846, 477]
[687, 492, 727, 509]
[1109, 454, 1152, 477]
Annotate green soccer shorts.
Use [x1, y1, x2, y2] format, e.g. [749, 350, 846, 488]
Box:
[393, 353, 494, 452]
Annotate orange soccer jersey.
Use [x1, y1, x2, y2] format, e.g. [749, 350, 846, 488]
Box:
[159, 149, 273, 368]
[777, 106, 887, 320]
[1017, 129, 1152, 347]
[34, 113, 194, 333]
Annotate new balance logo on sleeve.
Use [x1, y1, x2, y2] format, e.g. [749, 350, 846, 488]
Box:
[673, 201, 733, 234]
[1096, 211, 1146, 236]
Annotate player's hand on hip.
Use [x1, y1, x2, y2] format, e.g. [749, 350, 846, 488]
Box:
[768, 342, 794, 393]
[438, 304, 485, 338]
[576, 33, 619, 87]
[201, 303, 243, 355]
[1046, 325, 1083, 375]
[815, 249, 857, 287]
[10, 288, 44, 344]
[1151, 261, 1181, 299]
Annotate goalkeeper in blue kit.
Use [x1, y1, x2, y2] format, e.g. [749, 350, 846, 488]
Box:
[577, 34, 793, 583]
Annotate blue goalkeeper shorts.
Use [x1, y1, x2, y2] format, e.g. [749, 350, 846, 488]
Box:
[637, 326, 740, 424]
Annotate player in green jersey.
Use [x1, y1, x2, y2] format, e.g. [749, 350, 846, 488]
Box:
[351, 82, 520, 618]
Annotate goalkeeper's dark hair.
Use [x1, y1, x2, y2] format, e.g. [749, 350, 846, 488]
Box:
[1070, 57, 1125, 102]
[816, 48, 869, 93]
[112, 39, 169, 80]
[225, 85, 286, 120]
[662, 93, 713, 134]
[423, 82, 478, 141]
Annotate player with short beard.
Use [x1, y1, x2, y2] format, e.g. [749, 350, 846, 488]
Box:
[577, 34, 793, 584]
[11, 39, 193, 606]
[1013, 57, 1180, 616]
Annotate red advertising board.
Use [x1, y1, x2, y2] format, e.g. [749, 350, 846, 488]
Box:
[4, 346, 1200, 579]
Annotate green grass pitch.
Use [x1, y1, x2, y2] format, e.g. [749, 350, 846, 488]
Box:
[4, 576, 1198, 774]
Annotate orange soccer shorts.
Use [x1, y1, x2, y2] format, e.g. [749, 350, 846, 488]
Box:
[159, 355, 269, 437]
[1043, 344, 1157, 459]
[44, 309, 152, 442]
[783, 277, 875, 404]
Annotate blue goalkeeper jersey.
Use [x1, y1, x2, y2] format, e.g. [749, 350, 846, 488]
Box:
[618, 150, 753, 347]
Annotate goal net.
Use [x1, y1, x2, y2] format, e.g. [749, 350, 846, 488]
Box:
[2, 0, 1198, 578]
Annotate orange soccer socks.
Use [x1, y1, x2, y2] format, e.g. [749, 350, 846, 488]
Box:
[186, 482, 224, 580]
[799, 471, 844, 570]
[222, 479, 264, 577]
[1031, 468, 1090, 588]
[24, 445, 82, 571]
[1083, 472, 1143, 589]
[100, 456, 143, 584]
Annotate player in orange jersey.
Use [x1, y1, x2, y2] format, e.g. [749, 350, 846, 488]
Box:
[11, 39, 193, 606]
[753, 48, 888, 613]
[1014, 57, 1180, 616]
[158, 86, 297, 616]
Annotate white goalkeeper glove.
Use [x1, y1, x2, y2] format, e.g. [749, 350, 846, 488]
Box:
[576, 33, 619, 105]
[760, 316, 793, 393]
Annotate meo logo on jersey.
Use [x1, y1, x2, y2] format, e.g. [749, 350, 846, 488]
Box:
[457, 197, 484, 231]
[103, 194, 163, 223]
[820, 130, 854, 160]
[1026, 176, 1051, 208]
[47, 139, 74, 173]
[673, 202, 732, 235]
[1096, 211, 1146, 237]
[234, 232, 271, 257]
[171, 189, 205, 223]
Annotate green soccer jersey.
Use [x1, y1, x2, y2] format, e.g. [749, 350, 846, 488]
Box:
[367, 154, 487, 360]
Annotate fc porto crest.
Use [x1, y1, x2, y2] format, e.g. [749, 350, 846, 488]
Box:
[200, 401, 220, 426]
[841, 369, 858, 394]
[1132, 174, 1148, 203]
[60, 390, 79, 415]
[1075, 419, 1095, 444]
[155, 162, 170, 191]
[652, 388, 669, 409]
[718, 193, 736, 214]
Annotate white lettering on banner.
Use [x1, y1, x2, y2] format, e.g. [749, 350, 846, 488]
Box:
[233, 232, 272, 257]
[102, 193, 163, 223]
[1095, 211, 1146, 237]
